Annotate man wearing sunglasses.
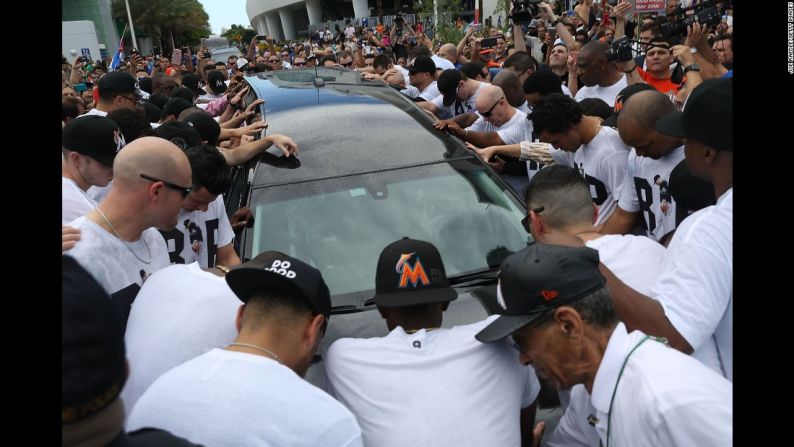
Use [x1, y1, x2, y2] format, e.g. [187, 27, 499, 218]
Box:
[324, 238, 542, 447]
[65, 137, 193, 322]
[81, 71, 141, 117]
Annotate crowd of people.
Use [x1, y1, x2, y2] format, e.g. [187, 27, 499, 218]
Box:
[62, 0, 733, 445]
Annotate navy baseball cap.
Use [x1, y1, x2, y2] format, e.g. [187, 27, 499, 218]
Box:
[62, 115, 126, 167]
[655, 78, 733, 152]
[373, 238, 457, 307]
[475, 243, 606, 343]
[437, 69, 462, 107]
[225, 251, 331, 321]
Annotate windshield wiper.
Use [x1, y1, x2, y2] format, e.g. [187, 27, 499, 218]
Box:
[448, 267, 499, 287]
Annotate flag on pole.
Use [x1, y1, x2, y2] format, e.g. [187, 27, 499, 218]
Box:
[110, 24, 128, 70]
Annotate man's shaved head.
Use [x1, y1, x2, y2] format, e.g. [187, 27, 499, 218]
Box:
[475, 84, 505, 110]
[112, 136, 192, 191]
[617, 90, 682, 159]
[578, 40, 609, 60]
[618, 90, 675, 129]
[492, 70, 524, 108]
[438, 44, 458, 62]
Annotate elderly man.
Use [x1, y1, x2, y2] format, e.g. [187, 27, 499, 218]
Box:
[127, 252, 363, 446]
[66, 137, 192, 319]
[475, 243, 732, 446]
[324, 238, 542, 447]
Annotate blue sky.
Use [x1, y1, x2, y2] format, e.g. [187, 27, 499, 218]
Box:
[197, 0, 252, 35]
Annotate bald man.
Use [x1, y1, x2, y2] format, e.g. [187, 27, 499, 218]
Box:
[492, 70, 530, 114]
[574, 41, 627, 106]
[602, 90, 686, 245]
[437, 85, 534, 194]
[435, 44, 459, 67]
[66, 136, 193, 321]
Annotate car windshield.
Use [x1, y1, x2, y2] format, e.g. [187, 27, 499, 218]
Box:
[245, 158, 530, 309]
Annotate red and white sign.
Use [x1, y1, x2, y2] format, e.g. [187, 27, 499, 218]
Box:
[632, 0, 666, 13]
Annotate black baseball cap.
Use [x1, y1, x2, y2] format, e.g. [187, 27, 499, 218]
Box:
[373, 238, 457, 307]
[475, 244, 606, 343]
[62, 115, 127, 167]
[170, 86, 195, 102]
[602, 83, 656, 128]
[153, 121, 202, 150]
[207, 70, 228, 93]
[97, 71, 138, 96]
[437, 69, 462, 107]
[226, 251, 331, 320]
[655, 78, 732, 152]
[180, 73, 206, 95]
[668, 159, 716, 212]
[62, 255, 126, 423]
[183, 112, 221, 146]
[407, 55, 436, 74]
[162, 98, 194, 119]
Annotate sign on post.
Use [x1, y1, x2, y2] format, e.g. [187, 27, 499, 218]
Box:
[631, 0, 666, 13]
[81, 48, 92, 61]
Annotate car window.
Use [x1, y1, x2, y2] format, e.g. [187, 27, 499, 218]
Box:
[245, 158, 530, 309]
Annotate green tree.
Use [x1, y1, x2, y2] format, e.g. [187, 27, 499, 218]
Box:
[222, 25, 257, 49]
[111, 0, 210, 54]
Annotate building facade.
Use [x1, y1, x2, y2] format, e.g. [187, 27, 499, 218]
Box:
[246, 0, 507, 41]
[63, 0, 120, 58]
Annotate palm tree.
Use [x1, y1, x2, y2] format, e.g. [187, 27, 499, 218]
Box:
[111, 0, 210, 53]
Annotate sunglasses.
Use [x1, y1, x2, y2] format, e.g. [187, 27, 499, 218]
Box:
[521, 206, 544, 234]
[139, 174, 193, 198]
[268, 59, 280, 63]
[480, 96, 504, 118]
[294, 62, 306, 66]
[340, 61, 353, 67]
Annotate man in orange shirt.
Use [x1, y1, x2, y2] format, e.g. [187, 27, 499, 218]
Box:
[627, 37, 684, 94]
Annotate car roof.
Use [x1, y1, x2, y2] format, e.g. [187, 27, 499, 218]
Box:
[244, 68, 470, 186]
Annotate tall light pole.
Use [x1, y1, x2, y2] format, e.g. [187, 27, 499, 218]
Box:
[125, 0, 139, 50]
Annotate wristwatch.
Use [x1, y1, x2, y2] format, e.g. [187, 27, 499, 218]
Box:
[689, 47, 698, 54]
[683, 63, 700, 73]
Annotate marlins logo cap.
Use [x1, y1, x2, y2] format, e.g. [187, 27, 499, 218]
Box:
[373, 237, 457, 307]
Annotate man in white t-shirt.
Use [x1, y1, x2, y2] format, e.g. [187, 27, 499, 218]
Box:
[602, 87, 686, 245]
[127, 252, 363, 447]
[121, 250, 297, 418]
[67, 137, 192, 321]
[574, 41, 628, 107]
[596, 78, 733, 381]
[400, 55, 441, 101]
[324, 238, 542, 447]
[531, 94, 630, 226]
[475, 244, 732, 447]
[158, 144, 239, 268]
[80, 71, 142, 117]
[62, 116, 126, 222]
[418, 69, 486, 119]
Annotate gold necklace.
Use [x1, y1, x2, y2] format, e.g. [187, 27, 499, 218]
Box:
[94, 207, 151, 265]
[228, 342, 282, 363]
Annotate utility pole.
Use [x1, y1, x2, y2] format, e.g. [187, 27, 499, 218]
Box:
[125, 0, 139, 50]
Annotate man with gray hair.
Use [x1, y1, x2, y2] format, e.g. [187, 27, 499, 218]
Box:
[475, 243, 732, 446]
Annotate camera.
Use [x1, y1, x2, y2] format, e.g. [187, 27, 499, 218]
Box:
[657, 1, 720, 41]
[605, 37, 635, 62]
[510, 0, 542, 25]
